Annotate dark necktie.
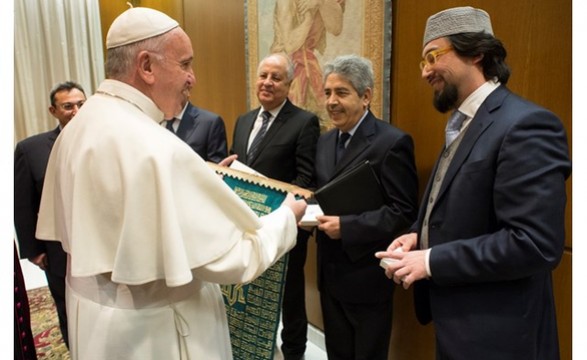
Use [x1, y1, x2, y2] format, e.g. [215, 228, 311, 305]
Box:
[247, 111, 271, 164]
[165, 118, 175, 133]
[336, 132, 351, 164]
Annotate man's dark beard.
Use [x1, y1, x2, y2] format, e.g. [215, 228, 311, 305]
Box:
[433, 82, 459, 113]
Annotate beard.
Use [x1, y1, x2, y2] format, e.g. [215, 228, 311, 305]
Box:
[433, 82, 459, 113]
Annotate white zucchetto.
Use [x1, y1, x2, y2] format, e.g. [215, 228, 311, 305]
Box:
[106, 7, 179, 49]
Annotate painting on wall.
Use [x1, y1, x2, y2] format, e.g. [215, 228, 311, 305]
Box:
[246, 0, 392, 132]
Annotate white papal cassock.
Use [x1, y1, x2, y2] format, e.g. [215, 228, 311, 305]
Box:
[36, 79, 298, 360]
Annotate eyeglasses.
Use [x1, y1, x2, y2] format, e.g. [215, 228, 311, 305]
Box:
[419, 46, 453, 70]
[58, 101, 85, 111]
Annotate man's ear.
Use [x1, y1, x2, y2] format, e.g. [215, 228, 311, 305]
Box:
[48, 106, 57, 116]
[472, 53, 484, 66]
[137, 50, 157, 84]
[362, 87, 373, 108]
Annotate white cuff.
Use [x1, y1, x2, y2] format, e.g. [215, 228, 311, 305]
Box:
[425, 248, 432, 277]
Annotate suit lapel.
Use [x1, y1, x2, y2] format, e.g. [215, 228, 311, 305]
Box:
[321, 130, 338, 180]
[436, 87, 508, 202]
[47, 126, 60, 150]
[240, 108, 259, 161]
[177, 103, 199, 140]
[248, 100, 293, 165]
[331, 112, 375, 179]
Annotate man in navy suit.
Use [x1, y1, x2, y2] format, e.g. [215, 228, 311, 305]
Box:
[377, 7, 571, 360]
[314, 55, 418, 360]
[14, 81, 87, 348]
[230, 53, 320, 360]
[164, 99, 228, 163]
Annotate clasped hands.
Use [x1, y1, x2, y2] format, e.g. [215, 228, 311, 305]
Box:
[375, 233, 429, 289]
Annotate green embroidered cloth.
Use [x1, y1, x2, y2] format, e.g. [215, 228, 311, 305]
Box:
[220, 173, 289, 360]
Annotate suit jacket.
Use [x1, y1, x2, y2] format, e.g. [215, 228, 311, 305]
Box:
[175, 102, 228, 163]
[14, 126, 67, 277]
[315, 111, 418, 303]
[414, 86, 571, 360]
[230, 99, 319, 187]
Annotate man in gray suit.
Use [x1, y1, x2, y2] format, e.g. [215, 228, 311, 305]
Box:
[164, 98, 228, 163]
[229, 53, 320, 360]
[14, 81, 87, 348]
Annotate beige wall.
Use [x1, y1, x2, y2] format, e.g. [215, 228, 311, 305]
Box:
[182, 0, 247, 146]
[99, 1, 572, 359]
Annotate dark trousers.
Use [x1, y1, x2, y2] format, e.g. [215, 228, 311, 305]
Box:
[280, 230, 310, 359]
[320, 288, 393, 360]
[45, 271, 68, 348]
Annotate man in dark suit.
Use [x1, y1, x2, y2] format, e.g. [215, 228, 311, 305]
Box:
[377, 7, 571, 360]
[164, 99, 228, 163]
[230, 53, 320, 360]
[314, 55, 418, 360]
[14, 81, 87, 348]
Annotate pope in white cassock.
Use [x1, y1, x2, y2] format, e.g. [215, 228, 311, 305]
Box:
[35, 7, 307, 360]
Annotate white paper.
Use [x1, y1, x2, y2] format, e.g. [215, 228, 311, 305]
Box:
[379, 247, 404, 269]
[229, 159, 267, 178]
[299, 204, 324, 227]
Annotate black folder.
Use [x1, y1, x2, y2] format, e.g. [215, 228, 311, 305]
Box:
[314, 160, 384, 216]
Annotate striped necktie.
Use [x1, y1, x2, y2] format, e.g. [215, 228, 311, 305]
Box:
[247, 111, 271, 164]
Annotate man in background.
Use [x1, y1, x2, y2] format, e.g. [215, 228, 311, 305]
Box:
[35, 8, 306, 359]
[377, 7, 571, 359]
[163, 98, 228, 163]
[315, 55, 418, 360]
[229, 53, 320, 360]
[14, 80, 87, 349]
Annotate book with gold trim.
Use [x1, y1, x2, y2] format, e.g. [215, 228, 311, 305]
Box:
[207, 161, 311, 360]
[208, 161, 313, 199]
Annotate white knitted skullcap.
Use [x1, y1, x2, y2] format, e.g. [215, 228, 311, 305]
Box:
[423, 6, 493, 46]
[106, 7, 179, 49]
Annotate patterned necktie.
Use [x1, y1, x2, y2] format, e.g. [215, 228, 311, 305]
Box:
[247, 111, 271, 164]
[336, 132, 351, 164]
[445, 110, 466, 147]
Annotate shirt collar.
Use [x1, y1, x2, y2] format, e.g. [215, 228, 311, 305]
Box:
[458, 79, 500, 119]
[174, 102, 189, 120]
[340, 109, 369, 137]
[261, 99, 288, 119]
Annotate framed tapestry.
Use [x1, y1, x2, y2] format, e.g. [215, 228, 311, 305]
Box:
[245, 0, 392, 132]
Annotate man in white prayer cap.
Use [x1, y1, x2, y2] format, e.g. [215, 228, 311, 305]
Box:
[36, 7, 307, 360]
[376, 6, 570, 360]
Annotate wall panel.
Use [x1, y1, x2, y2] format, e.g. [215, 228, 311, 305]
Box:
[182, 0, 247, 146]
